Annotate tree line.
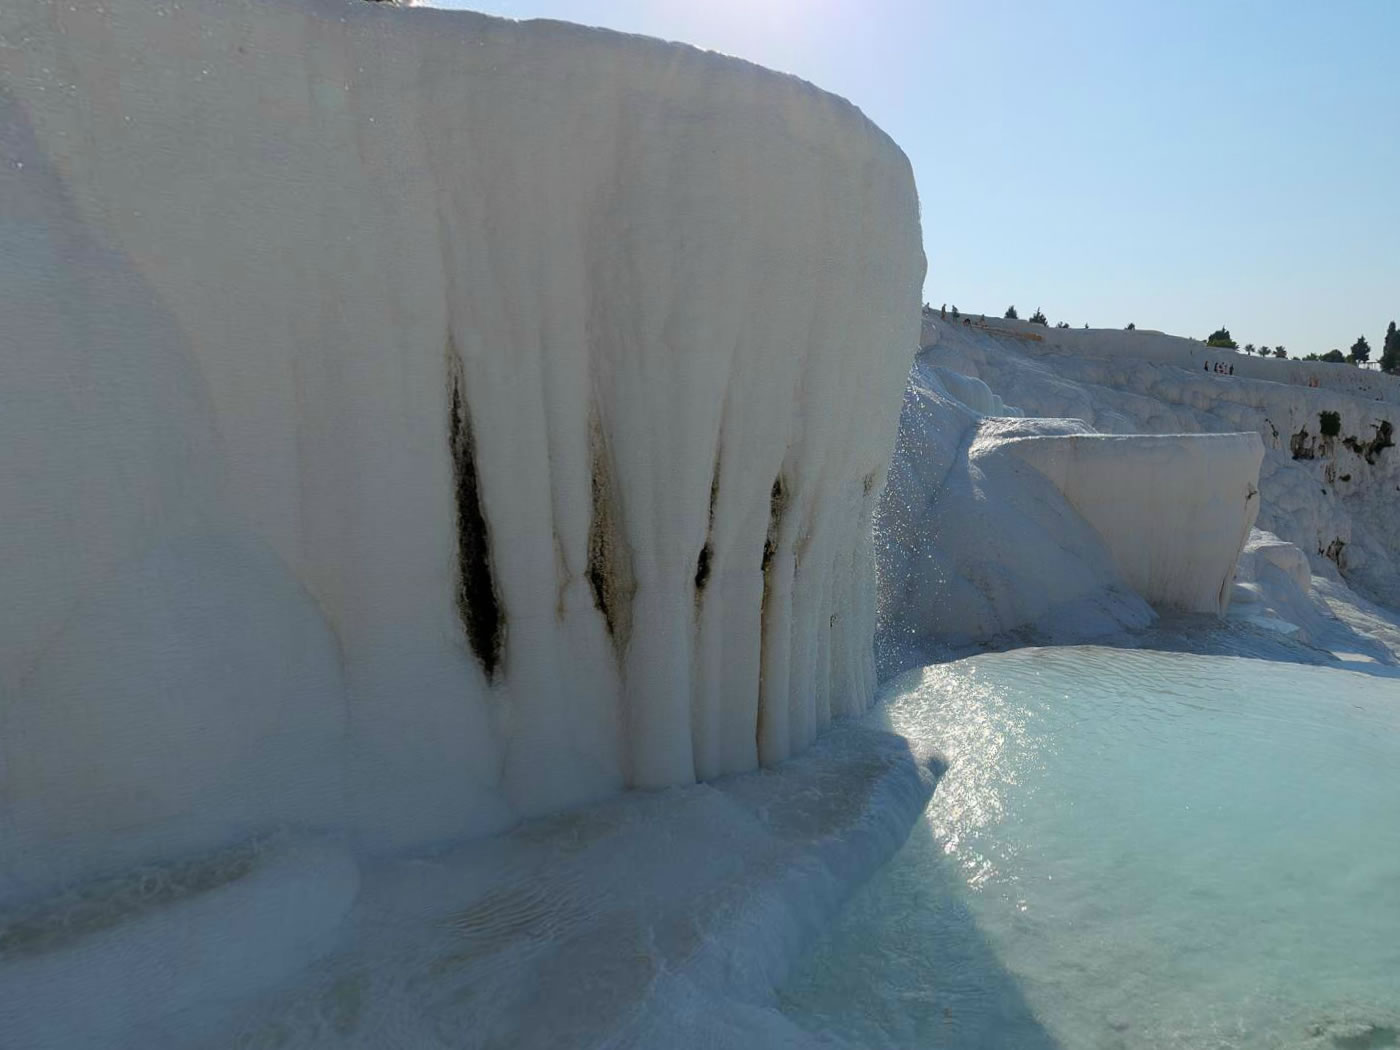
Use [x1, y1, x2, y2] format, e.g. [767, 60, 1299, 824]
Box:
[931, 305, 1400, 373]
[1209, 322, 1400, 373]
[1205, 328, 1288, 358]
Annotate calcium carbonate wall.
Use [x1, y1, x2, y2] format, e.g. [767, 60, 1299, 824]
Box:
[0, 0, 923, 899]
[999, 432, 1264, 614]
[875, 358, 1262, 663]
[875, 368, 1159, 659]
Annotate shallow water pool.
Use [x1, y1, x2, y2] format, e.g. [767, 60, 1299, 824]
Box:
[780, 647, 1400, 1049]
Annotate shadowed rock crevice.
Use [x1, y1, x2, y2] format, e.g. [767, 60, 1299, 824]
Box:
[586, 408, 636, 657]
[694, 450, 720, 603]
[694, 543, 713, 595]
[761, 476, 786, 574]
[756, 474, 788, 756]
[1343, 419, 1394, 464]
[1323, 537, 1347, 569]
[448, 346, 505, 679]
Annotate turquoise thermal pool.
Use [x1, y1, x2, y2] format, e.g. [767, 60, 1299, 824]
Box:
[781, 647, 1400, 1050]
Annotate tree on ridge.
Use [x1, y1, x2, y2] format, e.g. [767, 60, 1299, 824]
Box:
[1381, 322, 1400, 374]
[1004, 305, 1019, 320]
[1349, 336, 1371, 364]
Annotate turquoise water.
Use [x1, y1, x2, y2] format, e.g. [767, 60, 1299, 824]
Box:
[781, 647, 1400, 1049]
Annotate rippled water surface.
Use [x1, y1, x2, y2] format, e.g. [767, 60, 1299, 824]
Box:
[781, 647, 1400, 1049]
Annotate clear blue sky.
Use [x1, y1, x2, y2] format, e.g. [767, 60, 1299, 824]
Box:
[434, 0, 1399, 356]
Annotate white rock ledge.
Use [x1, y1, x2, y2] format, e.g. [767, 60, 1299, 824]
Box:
[0, 727, 938, 1049]
[0, 840, 359, 1050]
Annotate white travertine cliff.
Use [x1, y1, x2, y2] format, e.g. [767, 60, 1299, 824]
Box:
[0, 0, 923, 906]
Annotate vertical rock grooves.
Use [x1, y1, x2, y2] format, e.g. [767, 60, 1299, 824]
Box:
[761, 477, 786, 574]
[586, 407, 635, 657]
[694, 450, 721, 603]
[694, 542, 714, 596]
[756, 474, 787, 755]
[447, 345, 505, 679]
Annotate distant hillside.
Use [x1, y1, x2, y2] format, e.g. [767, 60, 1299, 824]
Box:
[925, 315, 1400, 611]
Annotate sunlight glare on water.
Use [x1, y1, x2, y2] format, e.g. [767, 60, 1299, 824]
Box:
[780, 647, 1400, 1050]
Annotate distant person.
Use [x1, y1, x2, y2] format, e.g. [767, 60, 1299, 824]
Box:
[1204, 361, 1210, 372]
[1229, 364, 1234, 375]
[940, 303, 947, 319]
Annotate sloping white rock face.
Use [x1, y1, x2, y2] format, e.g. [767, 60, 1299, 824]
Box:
[876, 362, 1154, 659]
[999, 431, 1263, 614]
[877, 355, 1262, 662]
[0, 0, 922, 901]
[1229, 529, 1330, 644]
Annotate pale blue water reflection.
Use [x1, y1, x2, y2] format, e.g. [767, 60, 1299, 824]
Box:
[782, 648, 1400, 1049]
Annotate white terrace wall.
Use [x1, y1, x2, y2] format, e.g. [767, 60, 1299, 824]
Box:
[0, 0, 923, 899]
